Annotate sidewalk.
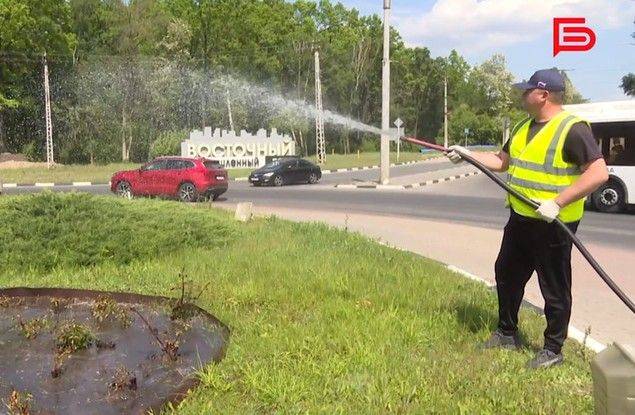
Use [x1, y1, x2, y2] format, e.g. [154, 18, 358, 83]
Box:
[334, 165, 481, 189]
[221, 203, 635, 348]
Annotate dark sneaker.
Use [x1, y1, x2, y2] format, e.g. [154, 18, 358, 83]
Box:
[527, 349, 564, 369]
[480, 329, 522, 350]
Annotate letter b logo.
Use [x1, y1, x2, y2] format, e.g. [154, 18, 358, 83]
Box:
[553, 17, 596, 57]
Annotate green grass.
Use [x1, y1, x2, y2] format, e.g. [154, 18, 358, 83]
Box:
[0, 193, 594, 414]
[308, 151, 436, 170]
[0, 162, 138, 184]
[0, 152, 436, 185]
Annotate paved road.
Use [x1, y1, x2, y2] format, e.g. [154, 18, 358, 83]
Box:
[4, 167, 634, 249]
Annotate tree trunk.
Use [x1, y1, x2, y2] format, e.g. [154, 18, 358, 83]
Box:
[299, 130, 306, 157]
[0, 110, 5, 153]
[122, 108, 128, 161]
[126, 126, 133, 161]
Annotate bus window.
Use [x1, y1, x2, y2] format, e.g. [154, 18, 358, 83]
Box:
[591, 122, 635, 166]
[613, 143, 635, 166]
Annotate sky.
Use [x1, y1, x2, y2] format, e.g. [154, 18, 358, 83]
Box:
[339, 0, 635, 102]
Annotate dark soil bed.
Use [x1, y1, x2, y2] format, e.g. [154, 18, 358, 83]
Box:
[0, 287, 230, 415]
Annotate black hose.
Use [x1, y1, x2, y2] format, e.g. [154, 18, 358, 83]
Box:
[458, 151, 635, 315]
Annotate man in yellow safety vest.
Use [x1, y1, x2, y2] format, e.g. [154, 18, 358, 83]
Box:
[446, 68, 609, 369]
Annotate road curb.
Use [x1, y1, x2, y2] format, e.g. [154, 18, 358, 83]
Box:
[376, 243, 607, 353]
[229, 156, 444, 182]
[445, 265, 606, 353]
[334, 170, 481, 190]
[0, 157, 444, 188]
[1, 182, 111, 189]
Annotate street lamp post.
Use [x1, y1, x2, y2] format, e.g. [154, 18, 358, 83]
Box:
[380, 0, 391, 184]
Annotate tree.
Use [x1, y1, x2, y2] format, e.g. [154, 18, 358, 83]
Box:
[0, 0, 76, 152]
[467, 54, 514, 115]
[621, 74, 635, 97]
[621, 20, 635, 96]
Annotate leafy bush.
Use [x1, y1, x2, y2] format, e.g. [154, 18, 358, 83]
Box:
[22, 141, 44, 162]
[0, 192, 238, 272]
[149, 130, 188, 159]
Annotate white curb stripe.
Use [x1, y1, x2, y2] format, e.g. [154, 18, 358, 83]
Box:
[72, 182, 92, 186]
[334, 171, 481, 189]
[34, 183, 55, 187]
[2, 183, 17, 188]
[446, 264, 606, 353]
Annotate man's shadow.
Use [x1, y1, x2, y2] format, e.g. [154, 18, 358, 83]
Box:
[451, 291, 542, 352]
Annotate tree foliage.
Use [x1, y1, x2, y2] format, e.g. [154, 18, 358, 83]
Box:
[0, 0, 592, 162]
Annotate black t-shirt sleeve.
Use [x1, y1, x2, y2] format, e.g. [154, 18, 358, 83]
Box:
[562, 122, 603, 166]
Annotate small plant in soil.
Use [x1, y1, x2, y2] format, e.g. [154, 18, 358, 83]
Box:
[0, 296, 23, 308]
[17, 317, 50, 340]
[91, 295, 132, 328]
[95, 338, 116, 349]
[51, 323, 95, 378]
[109, 366, 137, 394]
[4, 390, 32, 415]
[169, 270, 210, 321]
[56, 323, 95, 353]
[49, 298, 69, 314]
[131, 307, 180, 362]
[51, 350, 70, 379]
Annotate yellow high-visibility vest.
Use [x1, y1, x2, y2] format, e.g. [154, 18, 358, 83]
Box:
[507, 110, 587, 223]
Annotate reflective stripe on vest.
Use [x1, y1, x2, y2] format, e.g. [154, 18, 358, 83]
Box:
[506, 111, 586, 222]
[508, 175, 570, 192]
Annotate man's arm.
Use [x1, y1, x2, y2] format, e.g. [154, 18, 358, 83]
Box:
[466, 150, 510, 172]
[554, 158, 609, 208]
[446, 146, 510, 172]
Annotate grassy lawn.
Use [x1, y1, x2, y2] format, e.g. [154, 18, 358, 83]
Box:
[0, 152, 436, 185]
[0, 162, 139, 185]
[307, 151, 436, 170]
[0, 193, 594, 414]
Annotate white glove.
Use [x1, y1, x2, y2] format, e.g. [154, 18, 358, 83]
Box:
[535, 199, 561, 223]
[446, 145, 471, 164]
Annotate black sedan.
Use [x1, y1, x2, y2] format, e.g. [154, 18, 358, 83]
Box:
[248, 158, 322, 186]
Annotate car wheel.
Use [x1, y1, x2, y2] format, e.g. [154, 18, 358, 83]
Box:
[272, 175, 284, 187]
[115, 181, 133, 199]
[308, 172, 318, 184]
[211, 193, 220, 201]
[178, 182, 199, 203]
[592, 181, 626, 213]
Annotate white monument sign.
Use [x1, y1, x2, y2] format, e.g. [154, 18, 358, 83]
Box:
[182, 127, 296, 169]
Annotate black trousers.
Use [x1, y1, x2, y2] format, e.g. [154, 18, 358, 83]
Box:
[494, 210, 579, 354]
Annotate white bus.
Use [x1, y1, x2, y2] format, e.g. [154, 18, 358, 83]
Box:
[565, 100, 635, 213]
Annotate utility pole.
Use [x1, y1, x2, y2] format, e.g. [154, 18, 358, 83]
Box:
[444, 76, 448, 149]
[43, 52, 54, 169]
[314, 50, 326, 164]
[380, 0, 391, 184]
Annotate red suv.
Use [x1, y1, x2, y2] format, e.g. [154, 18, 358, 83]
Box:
[110, 157, 228, 202]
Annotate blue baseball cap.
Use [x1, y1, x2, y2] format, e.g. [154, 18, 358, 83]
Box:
[512, 69, 566, 92]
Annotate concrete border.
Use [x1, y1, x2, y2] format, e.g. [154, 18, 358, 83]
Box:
[334, 171, 481, 190]
[447, 265, 607, 353]
[1, 182, 111, 188]
[0, 158, 442, 188]
[377, 242, 606, 353]
[233, 156, 443, 182]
